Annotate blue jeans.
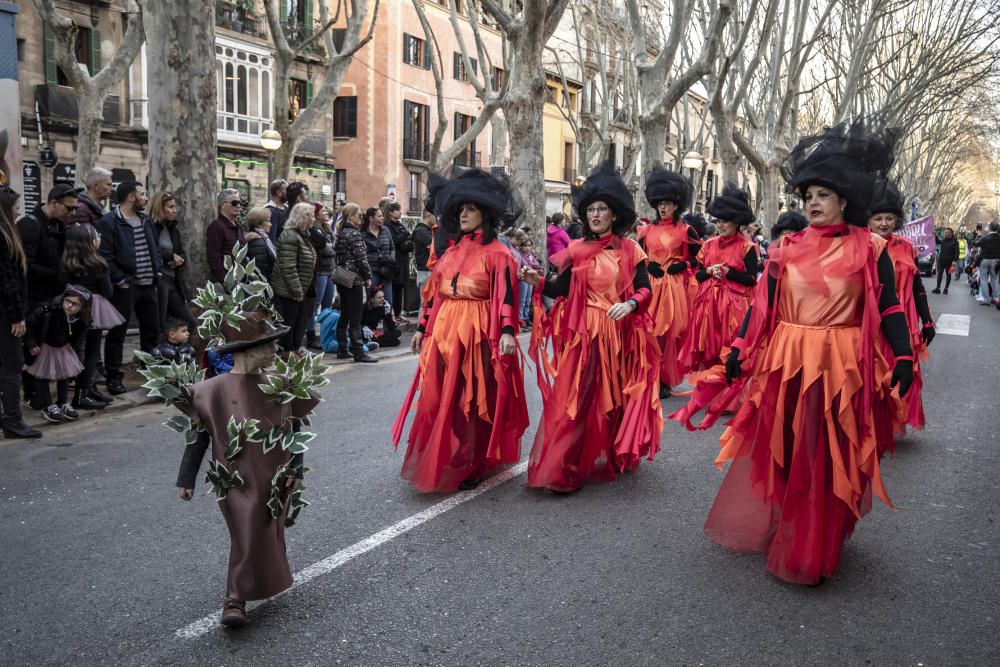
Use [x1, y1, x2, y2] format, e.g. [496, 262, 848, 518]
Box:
[979, 258, 999, 301]
[519, 281, 533, 322]
[309, 274, 337, 336]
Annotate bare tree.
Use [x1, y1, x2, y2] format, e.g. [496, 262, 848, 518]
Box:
[625, 0, 731, 194]
[32, 0, 145, 182]
[263, 0, 380, 179]
[145, 0, 217, 289]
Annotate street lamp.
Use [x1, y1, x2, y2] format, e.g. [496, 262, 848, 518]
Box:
[682, 150, 703, 206]
[260, 129, 283, 185]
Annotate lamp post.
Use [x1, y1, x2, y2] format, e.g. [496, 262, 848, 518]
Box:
[260, 129, 283, 186]
[682, 150, 703, 207]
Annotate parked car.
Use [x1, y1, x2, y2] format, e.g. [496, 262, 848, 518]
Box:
[917, 252, 935, 277]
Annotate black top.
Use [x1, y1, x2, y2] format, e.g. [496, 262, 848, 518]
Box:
[0, 235, 27, 323]
[412, 222, 433, 271]
[937, 237, 958, 264]
[24, 303, 87, 350]
[58, 266, 113, 299]
[975, 232, 1000, 260]
[543, 245, 652, 299]
[17, 206, 66, 303]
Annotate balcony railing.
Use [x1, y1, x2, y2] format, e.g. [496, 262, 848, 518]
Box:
[216, 12, 266, 39]
[453, 150, 481, 168]
[403, 140, 430, 162]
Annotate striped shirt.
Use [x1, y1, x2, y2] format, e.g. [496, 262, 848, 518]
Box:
[125, 213, 155, 286]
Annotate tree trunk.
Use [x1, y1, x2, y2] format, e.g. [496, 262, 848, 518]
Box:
[75, 95, 104, 184]
[757, 163, 781, 228]
[637, 110, 668, 215]
[504, 87, 546, 261]
[490, 112, 508, 168]
[145, 0, 218, 293]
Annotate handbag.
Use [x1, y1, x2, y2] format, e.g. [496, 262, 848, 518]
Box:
[332, 265, 359, 288]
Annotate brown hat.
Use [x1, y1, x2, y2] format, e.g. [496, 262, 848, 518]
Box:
[214, 311, 289, 354]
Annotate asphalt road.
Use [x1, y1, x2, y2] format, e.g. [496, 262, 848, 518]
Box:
[1, 284, 997, 666]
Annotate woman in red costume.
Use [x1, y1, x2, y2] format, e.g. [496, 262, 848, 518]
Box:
[636, 167, 700, 397]
[519, 164, 661, 492]
[868, 177, 935, 434]
[392, 169, 528, 493]
[677, 120, 914, 585]
[678, 183, 759, 375]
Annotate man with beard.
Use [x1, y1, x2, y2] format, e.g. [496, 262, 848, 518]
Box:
[96, 181, 162, 394]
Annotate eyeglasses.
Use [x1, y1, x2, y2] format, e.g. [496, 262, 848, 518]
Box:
[225, 199, 242, 206]
[585, 205, 610, 215]
[57, 201, 79, 211]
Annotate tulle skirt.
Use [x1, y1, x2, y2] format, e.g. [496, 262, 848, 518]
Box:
[90, 294, 126, 330]
[24, 343, 84, 380]
[704, 321, 904, 585]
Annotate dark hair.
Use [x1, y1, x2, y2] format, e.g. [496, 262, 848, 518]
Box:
[439, 201, 498, 244]
[57, 285, 93, 327]
[362, 206, 381, 232]
[581, 200, 633, 240]
[269, 179, 288, 198]
[550, 212, 567, 226]
[386, 201, 401, 215]
[286, 181, 309, 205]
[115, 181, 141, 204]
[0, 185, 27, 274]
[163, 318, 188, 334]
[61, 224, 108, 275]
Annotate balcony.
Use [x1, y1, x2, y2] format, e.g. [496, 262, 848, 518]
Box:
[453, 150, 481, 169]
[35, 85, 121, 125]
[216, 10, 266, 39]
[403, 140, 430, 163]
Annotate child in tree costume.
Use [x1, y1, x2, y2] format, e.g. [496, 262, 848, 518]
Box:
[138, 245, 328, 628]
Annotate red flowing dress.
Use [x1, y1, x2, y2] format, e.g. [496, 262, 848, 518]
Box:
[681, 224, 907, 584]
[883, 233, 929, 432]
[636, 218, 699, 387]
[526, 237, 661, 492]
[392, 233, 529, 492]
[678, 234, 757, 375]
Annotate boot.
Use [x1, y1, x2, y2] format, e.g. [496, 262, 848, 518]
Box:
[353, 351, 379, 363]
[73, 385, 106, 411]
[87, 384, 113, 404]
[220, 598, 247, 628]
[106, 372, 127, 395]
[305, 331, 324, 352]
[0, 375, 42, 439]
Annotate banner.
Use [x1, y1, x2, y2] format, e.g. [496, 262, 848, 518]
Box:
[900, 216, 936, 259]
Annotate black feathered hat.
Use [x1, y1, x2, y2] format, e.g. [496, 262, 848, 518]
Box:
[781, 118, 899, 226]
[644, 166, 692, 212]
[683, 212, 708, 239]
[430, 168, 523, 234]
[572, 162, 637, 236]
[706, 182, 755, 227]
[869, 177, 904, 220]
[770, 210, 808, 241]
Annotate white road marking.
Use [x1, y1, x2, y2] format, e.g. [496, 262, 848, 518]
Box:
[175, 460, 529, 639]
[935, 313, 971, 337]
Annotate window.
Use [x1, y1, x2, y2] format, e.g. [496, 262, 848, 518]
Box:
[44, 25, 101, 85]
[453, 52, 477, 82]
[334, 170, 347, 200]
[333, 96, 358, 137]
[403, 33, 431, 69]
[408, 171, 422, 214]
[403, 100, 430, 161]
[288, 77, 309, 121]
[491, 66, 504, 92]
[453, 112, 478, 167]
[215, 38, 273, 143]
[331, 28, 346, 52]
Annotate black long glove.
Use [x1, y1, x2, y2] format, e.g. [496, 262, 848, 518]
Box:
[666, 261, 688, 275]
[724, 348, 743, 385]
[921, 325, 935, 346]
[891, 360, 913, 397]
[647, 261, 665, 278]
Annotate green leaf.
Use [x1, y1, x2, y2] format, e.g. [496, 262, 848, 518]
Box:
[164, 415, 192, 433]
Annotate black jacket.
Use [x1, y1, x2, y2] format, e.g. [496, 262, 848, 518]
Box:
[266, 203, 289, 244]
[334, 225, 372, 285]
[96, 208, 163, 286]
[0, 235, 27, 323]
[17, 206, 66, 302]
[245, 231, 276, 279]
[387, 220, 413, 278]
[566, 221, 585, 240]
[975, 232, 1000, 261]
[57, 265, 113, 300]
[149, 340, 197, 365]
[154, 219, 189, 297]
[364, 225, 397, 281]
[938, 237, 958, 264]
[24, 303, 87, 350]
[310, 226, 336, 275]
[412, 222, 433, 271]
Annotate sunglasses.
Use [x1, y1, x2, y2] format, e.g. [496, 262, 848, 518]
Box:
[58, 200, 79, 211]
[225, 199, 242, 206]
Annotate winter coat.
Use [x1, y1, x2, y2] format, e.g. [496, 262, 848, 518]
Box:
[17, 205, 67, 302]
[0, 235, 27, 323]
[334, 224, 372, 285]
[205, 215, 246, 284]
[271, 227, 317, 300]
[266, 202, 289, 243]
[412, 222, 433, 271]
[149, 340, 197, 365]
[387, 220, 414, 279]
[68, 192, 105, 230]
[364, 225, 397, 281]
[245, 231, 276, 279]
[96, 208, 163, 287]
[975, 232, 1000, 261]
[58, 265, 113, 300]
[937, 237, 958, 264]
[154, 218, 190, 297]
[24, 302, 87, 350]
[546, 224, 571, 258]
[311, 226, 336, 275]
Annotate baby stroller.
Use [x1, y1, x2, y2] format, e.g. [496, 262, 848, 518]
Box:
[968, 267, 980, 296]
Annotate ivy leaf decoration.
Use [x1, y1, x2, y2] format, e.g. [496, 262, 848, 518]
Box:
[163, 414, 192, 434]
[280, 430, 315, 454]
[204, 459, 245, 500]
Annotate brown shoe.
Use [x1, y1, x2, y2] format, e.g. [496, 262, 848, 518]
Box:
[220, 598, 247, 628]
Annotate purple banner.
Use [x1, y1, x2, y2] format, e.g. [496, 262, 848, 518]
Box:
[900, 216, 936, 259]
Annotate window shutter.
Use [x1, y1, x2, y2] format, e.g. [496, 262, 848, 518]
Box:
[453, 52, 461, 79]
[454, 112, 460, 140]
[306, 80, 313, 106]
[403, 101, 412, 146]
[347, 97, 357, 137]
[280, 1, 288, 25]
[89, 29, 101, 76]
[470, 58, 478, 76]
[43, 25, 58, 85]
[421, 104, 429, 145]
[423, 40, 431, 69]
[303, 0, 313, 35]
[403, 33, 410, 63]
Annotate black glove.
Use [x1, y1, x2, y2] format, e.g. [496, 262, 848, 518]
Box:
[724, 348, 743, 385]
[647, 261, 665, 278]
[666, 262, 687, 275]
[921, 325, 935, 346]
[890, 359, 913, 397]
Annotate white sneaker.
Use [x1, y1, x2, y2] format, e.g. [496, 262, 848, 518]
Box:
[60, 403, 80, 421]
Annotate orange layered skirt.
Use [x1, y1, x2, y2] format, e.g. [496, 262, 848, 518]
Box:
[648, 272, 692, 386]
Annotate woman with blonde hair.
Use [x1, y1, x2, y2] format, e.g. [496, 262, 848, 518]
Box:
[271, 202, 320, 352]
[149, 191, 196, 330]
[244, 206, 277, 279]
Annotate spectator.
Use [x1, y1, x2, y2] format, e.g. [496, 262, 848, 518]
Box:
[566, 215, 585, 240]
[149, 191, 196, 330]
[0, 185, 41, 439]
[932, 227, 958, 294]
[956, 235, 968, 280]
[96, 181, 162, 395]
[770, 210, 808, 245]
[18, 183, 76, 306]
[547, 212, 571, 258]
[362, 206, 398, 333]
[412, 210, 435, 290]
[384, 200, 413, 323]
[264, 179, 288, 243]
[974, 221, 1000, 305]
[149, 319, 197, 365]
[244, 207, 277, 279]
[69, 167, 112, 230]
[206, 189, 246, 284]
[306, 202, 336, 352]
[271, 202, 318, 352]
[59, 224, 123, 410]
[23, 286, 90, 423]
[334, 203, 377, 363]
[703, 222, 718, 238]
[361, 288, 401, 348]
[285, 181, 310, 208]
[515, 235, 542, 328]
